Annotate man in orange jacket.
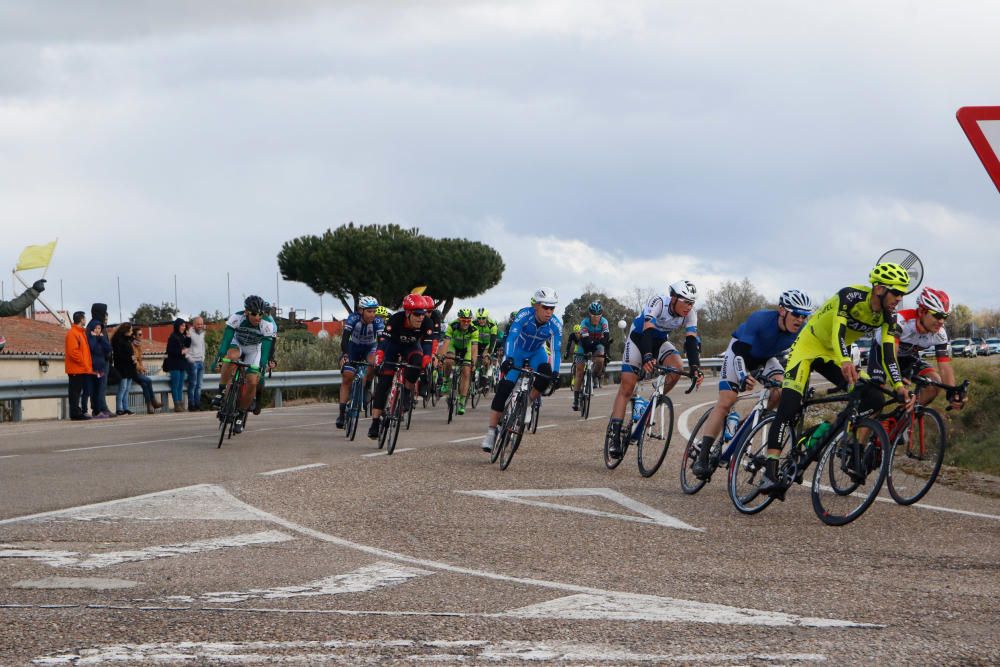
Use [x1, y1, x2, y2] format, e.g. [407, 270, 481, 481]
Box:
[65, 311, 94, 421]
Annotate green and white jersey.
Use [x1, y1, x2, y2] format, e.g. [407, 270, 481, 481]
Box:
[226, 312, 278, 347]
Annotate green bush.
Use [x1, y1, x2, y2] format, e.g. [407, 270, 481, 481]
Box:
[939, 357, 1000, 475]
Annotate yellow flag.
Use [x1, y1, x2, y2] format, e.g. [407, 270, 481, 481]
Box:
[410, 285, 427, 295]
[15, 240, 58, 271]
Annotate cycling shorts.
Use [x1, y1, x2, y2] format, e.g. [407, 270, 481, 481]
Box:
[719, 340, 783, 392]
[899, 356, 935, 380]
[343, 342, 376, 374]
[621, 337, 678, 374]
[574, 343, 606, 362]
[227, 343, 264, 373]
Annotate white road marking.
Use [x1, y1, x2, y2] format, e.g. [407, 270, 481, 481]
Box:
[56, 434, 215, 453]
[458, 487, 702, 532]
[152, 561, 431, 604]
[448, 435, 484, 443]
[14, 577, 139, 590]
[3, 484, 877, 628]
[870, 495, 1000, 521]
[361, 448, 415, 457]
[258, 463, 328, 476]
[0, 531, 293, 569]
[0, 454, 20, 459]
[678, 401, 716, 441]
[32, 640, 827, 664]
[536, 423, 558, 430]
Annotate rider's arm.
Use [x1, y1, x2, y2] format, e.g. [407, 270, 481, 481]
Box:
[877, 321, 904, 390]
[684, 332, 701, 369]
[550, 318, 562, 374]
[259, 336, 275, 372]
[213, 326, 236, 367]
[829, 288, 856, 364]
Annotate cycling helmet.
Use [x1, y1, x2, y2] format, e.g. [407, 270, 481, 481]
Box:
[509, 311, 517, 322]
[416, 295, 432, 310]
[358, 295, 378, 310]
[778, 289, 815, 314]
[476, 307, 490, 319]
[573, 324, 581, 333]
[669, 280, 697, 302]
[244, 295, 266, 313]
[588, 301, 603, 315]
[869, 262, 910, 291]
[375, 306, 391, 318]
[531, 287, 558, 307]
[457, 307, 473, 319]
[917, 287, 951, 314]
[402, 294, 424, 312]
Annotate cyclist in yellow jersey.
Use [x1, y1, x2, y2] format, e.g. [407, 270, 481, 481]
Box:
[758, 262, 915, 494]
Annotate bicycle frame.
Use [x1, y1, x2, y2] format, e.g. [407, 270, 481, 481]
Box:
[628, 365, 697, 441]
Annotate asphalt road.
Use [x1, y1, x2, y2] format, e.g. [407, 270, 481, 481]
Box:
[1, 379, 998, 665]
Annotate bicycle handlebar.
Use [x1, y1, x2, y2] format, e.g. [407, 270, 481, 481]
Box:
[644, 364, 701, 394]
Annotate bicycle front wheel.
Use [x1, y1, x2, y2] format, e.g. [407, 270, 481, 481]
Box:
[887, 408, 946, 506]
[637, 395, 674, 478]
[580, 371, 592, 419]
[500, 394, 528, 470]
[529, 400, 540, 434]
[811, 417, 890, 526]
[217, 384, 239, 449]
[680, 407, 713, 494]
[728, 414, 781, 514]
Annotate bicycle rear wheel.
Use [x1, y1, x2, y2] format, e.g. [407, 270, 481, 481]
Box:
[603, 415, 629, 470]
[811, 417, 890, 526]
[680, 407, 713, 494]
[529, 399, 540, 434]
[887, 408, 946, 506]
[446, 379, 456, 423]
[728, 414, 781, 514]
[385, 412, 402, 455]
[637, 395, 673, 478]
[499, 394, 528, 470]
[580, 371, 592, 419]
[491, 406, 514, 464]
[405, 389, 414, 430]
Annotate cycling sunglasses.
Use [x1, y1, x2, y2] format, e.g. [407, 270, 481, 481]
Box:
[247, 311, 264, 317]
[888, 288, 906, 297]
[930, 311, 948, 321]
[789, 309, 811, 318]
[408, 309, 427, 316]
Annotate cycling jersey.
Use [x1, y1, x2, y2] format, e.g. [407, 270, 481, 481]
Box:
[504, 306, 562, 379]
[341, 312, 385, 351]
[783, 285, 903, 393]
[215, 312, 277, 371]
[719, 310, 795, 391]
[444, 321, 479, 362]
[577, 316, 610, 355]
[621, 294, 698, 373]
[879, 308, 950, 361]
[474, 318, 498, 352]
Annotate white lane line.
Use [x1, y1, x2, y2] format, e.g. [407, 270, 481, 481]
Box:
[678, 401, 716, 441]
[448, 435, 483, 443]
[31, 640, 828, 665]
[149, 561, 431, 604]
[585, 415, 606, 421]
[0, 454, 20, 460]
[57, 434, 216, 453]
[362, 448, 415, 457]
[0, 531, 293, 569]
[536, 424, 558, 430]
[258, 463, 328, 477]
[871, 495, 1000, 521]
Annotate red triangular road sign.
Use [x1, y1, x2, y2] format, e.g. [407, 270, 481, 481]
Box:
[957, 106, 1000, 194]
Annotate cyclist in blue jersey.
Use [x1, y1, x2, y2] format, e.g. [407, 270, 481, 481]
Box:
[336, 295, 384, 429]
[690, 289, 815, 479]
[606, 280, 704, 458]
[573, 302, 610, 411]
[480, 288, 563, 452]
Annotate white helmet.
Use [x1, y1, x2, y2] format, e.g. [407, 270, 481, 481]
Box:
[778, 289, 815, 314]
[531, 287, 559, 307]
[669, 280, 697, 302]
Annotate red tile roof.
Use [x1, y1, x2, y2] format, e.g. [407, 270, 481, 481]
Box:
[0, 317, 165, 356]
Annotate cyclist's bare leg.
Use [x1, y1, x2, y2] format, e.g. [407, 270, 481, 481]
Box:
[918, 370, 942, 406]
[574, 359, 585, 388]
[704, 389, 739, 441]
[459, 362, 471, 398]
[593, 354, 605, 379]
[240, 373, 259, 411]
[339, 356, 355, 405]
[611, 372, 638, 420]
[659, 353, 682, 393]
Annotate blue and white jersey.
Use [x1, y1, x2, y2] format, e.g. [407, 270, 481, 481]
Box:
[343, 312, 385, 347]
[731, 310, 797, 363]
[629, 294, 698, 341]
[505, 307, 563, 372]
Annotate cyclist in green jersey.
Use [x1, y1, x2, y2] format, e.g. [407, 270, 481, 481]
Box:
[759, 262, 915, 494]
[438, 308, 479, 415]
[474, 307, 499, 376]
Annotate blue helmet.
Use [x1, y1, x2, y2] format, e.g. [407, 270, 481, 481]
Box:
[588, 301, 603, 315]
[358, 295, 379, 310]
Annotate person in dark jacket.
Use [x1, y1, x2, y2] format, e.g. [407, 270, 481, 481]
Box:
[164, 317, 191, 412]
[86, 303, 113, 418]
[128, 327, 162, 413]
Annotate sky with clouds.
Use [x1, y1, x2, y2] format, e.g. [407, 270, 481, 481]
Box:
[2, 1, 998, 323]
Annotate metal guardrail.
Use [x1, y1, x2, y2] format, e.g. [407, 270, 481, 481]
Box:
[0, 357, 722, 422]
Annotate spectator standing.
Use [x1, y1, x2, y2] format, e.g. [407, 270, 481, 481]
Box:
[87, 322, 113, 418]
[86, 303, 113, 418]
[130, 327, 162, 413]
[164, 317, 191, 412]
[111, 323, 137, 415]
[64, 311, 94, 421]
[186, 316, 206, 411]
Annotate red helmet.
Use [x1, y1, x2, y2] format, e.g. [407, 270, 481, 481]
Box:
[402, 294, 424, 312]
[421, 295, 435, 310]
[917, 287, 951, 314]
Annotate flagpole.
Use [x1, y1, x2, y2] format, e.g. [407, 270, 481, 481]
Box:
[13, 272, 65, 326]
[117, 276, 123, 323]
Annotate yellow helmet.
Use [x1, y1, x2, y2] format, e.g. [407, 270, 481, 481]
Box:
[869, 262, 910, 291]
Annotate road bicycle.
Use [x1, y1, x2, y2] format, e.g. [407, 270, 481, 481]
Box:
[343, 362, 369, 441]
[216, 360, 252, 448]
[377, 360, 421, 455]
[490, 365, 559, 470]
[680, 372, 781, 494]
[445, 360, 472, 423]
[884, 376, 968, 505]
[727, 379, 891, 526]
[603, 365, 699, 477]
